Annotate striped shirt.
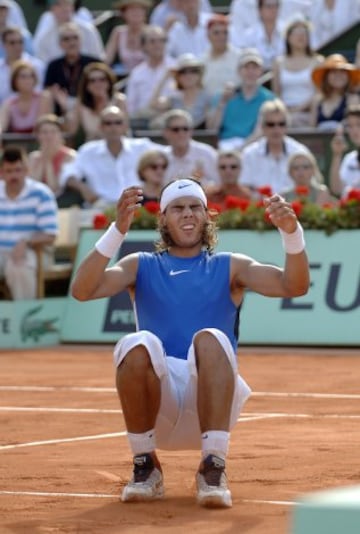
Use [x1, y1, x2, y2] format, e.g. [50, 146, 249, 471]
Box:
[0, 177, 58, 251]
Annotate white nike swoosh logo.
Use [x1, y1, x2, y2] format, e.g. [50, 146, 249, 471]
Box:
[169, 269, 190, 276]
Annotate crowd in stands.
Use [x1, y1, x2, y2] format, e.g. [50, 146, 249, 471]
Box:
[1, 0, 360, 300]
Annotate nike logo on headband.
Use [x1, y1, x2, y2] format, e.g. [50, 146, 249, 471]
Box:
[178, 183, 192, 189]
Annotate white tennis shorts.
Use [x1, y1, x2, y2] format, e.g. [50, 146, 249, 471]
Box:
[113, 328, 251, 450]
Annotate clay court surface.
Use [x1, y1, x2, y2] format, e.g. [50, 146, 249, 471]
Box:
[1, 346, 360, 534]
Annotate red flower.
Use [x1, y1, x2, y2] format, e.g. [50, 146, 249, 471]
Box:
[345, 189, 360, 202]
[93, 213, 109, 229]
[225, 195, 251, 211]
[257, 185, 273, 197]
[295, 185, 309, 196]
[255, 200, 265, 208]
[207, 201, 223, 213]
[143, 201, 160, 214]
[291, 201, 303, 217]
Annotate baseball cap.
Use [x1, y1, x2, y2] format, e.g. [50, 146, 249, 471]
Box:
[238, 48, 264, 68]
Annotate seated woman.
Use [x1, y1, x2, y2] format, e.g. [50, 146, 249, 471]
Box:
[105, 0, 150, 75]
[284, 151, 335, 206]
[309, 54, 360, 131]
[137, 149, 169, 203]
[149, 54, 212, 129]
[0, 60, 52, 134]
[65, 62, 127, 141]
[28, 113, 80, 208]
[271, 17, 323, 128]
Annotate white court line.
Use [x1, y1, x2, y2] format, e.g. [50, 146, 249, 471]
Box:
[0, 490, 296, 507]
[1, 385, 360, 400]
[0, 431, 126, 451]
[0, 406, 122, 414]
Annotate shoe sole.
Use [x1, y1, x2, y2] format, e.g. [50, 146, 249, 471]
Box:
[197, 491, 232, 509]
[121, 486, 164, 503]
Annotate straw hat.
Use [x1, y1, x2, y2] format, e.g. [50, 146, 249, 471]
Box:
[113, 0, 152, 10]
[311, 54, 360, 89]
[172, 54, 204, 73]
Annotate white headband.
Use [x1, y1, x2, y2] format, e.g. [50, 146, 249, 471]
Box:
[160, 178, 207, 213]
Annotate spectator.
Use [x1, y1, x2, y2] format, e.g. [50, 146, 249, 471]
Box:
[60, 106, 158, 207]
[43, 22, 101, 117]
[161, 109, 219, 186]
[309, 54, 360, 131]
[240, 99, 311, 194]
[356, 38, 360, 69]
[271, 17, 323, 128]
[233, 0, 284, 71]
[64, 62, 127, 141]
[309, 0, 360, 50]
[0, 145, 58, 300]
[125, 25, 175, 130]
[329, 105, 360, 197]
[0, 0, 34, 58]
[137, 149, 169, 203]
[0, 26, 45, 104]
[149, 53, 212, 129]
[0, 60, 52, 134]
[166, 0, 212, 58]
[229, 0, 311, 43]
[150, 0, 212, 31]
[105, 0, 150, 76]
[208, 48, 275, 151]
[205, 150, 253, 209]
[28, 114, 78, 208]
[4, 0, 28, 30]
[284, 151, 334, 205]
[33, 0, 104, 64]
[202, 14, 241, 98]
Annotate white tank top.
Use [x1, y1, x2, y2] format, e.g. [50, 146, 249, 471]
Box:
[279, 65, 315, 107]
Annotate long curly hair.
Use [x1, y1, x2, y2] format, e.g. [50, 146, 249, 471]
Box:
[155, 215, 218, 253]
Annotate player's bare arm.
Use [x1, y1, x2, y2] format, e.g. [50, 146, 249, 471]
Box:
[230, 195, 310, 299]
[71, 187, 143, 301]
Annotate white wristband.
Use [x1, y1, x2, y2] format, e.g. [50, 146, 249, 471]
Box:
[278, 222, 305, 254]
[95, 222, 126, 258]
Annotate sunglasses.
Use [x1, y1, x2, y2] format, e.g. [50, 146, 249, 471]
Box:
[88, 76, 107, 83]
[264, 121, 287, 128]
[102, 120, 123, 125]
[210, 29, 228, 35]
[148, 163, 167, 170]
[168, 126, 191, 132]
[219, 164, 240, 170]
[61, 35, 79, 41]
[178, 68, 200, 75]
[6, 39, 23, 45]
[291, 164, 313, 170]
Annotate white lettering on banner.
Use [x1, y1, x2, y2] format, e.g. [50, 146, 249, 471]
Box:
[110, 310, 134, 325]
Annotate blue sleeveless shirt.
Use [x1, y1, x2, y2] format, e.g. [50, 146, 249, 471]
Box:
[134, 251, 240, 360]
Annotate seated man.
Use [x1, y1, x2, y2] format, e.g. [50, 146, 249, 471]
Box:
[161, 109, 219, 186]
[60, 106, 159, 207]
[205, 150, 253, 210]
[0, 146, 58, 300]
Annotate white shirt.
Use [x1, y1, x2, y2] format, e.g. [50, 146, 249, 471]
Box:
[166, 13, 212, 58]
[163, 139, 219, 186]
[60, 137, 158, 203]
[126, 57, 176, 116]
[33, 18, 105, 63]
[340, 150, 360, 196]
[240, 135, 310, 194]
[310, 0, 360, 49]
[0, 52, 45, 104]
[202, 46, 241, 97]
[235, 21, 284, 71]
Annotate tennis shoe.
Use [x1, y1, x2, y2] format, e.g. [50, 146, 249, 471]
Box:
[196, 454, 232, 508]
[121, 453, 164, 502]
